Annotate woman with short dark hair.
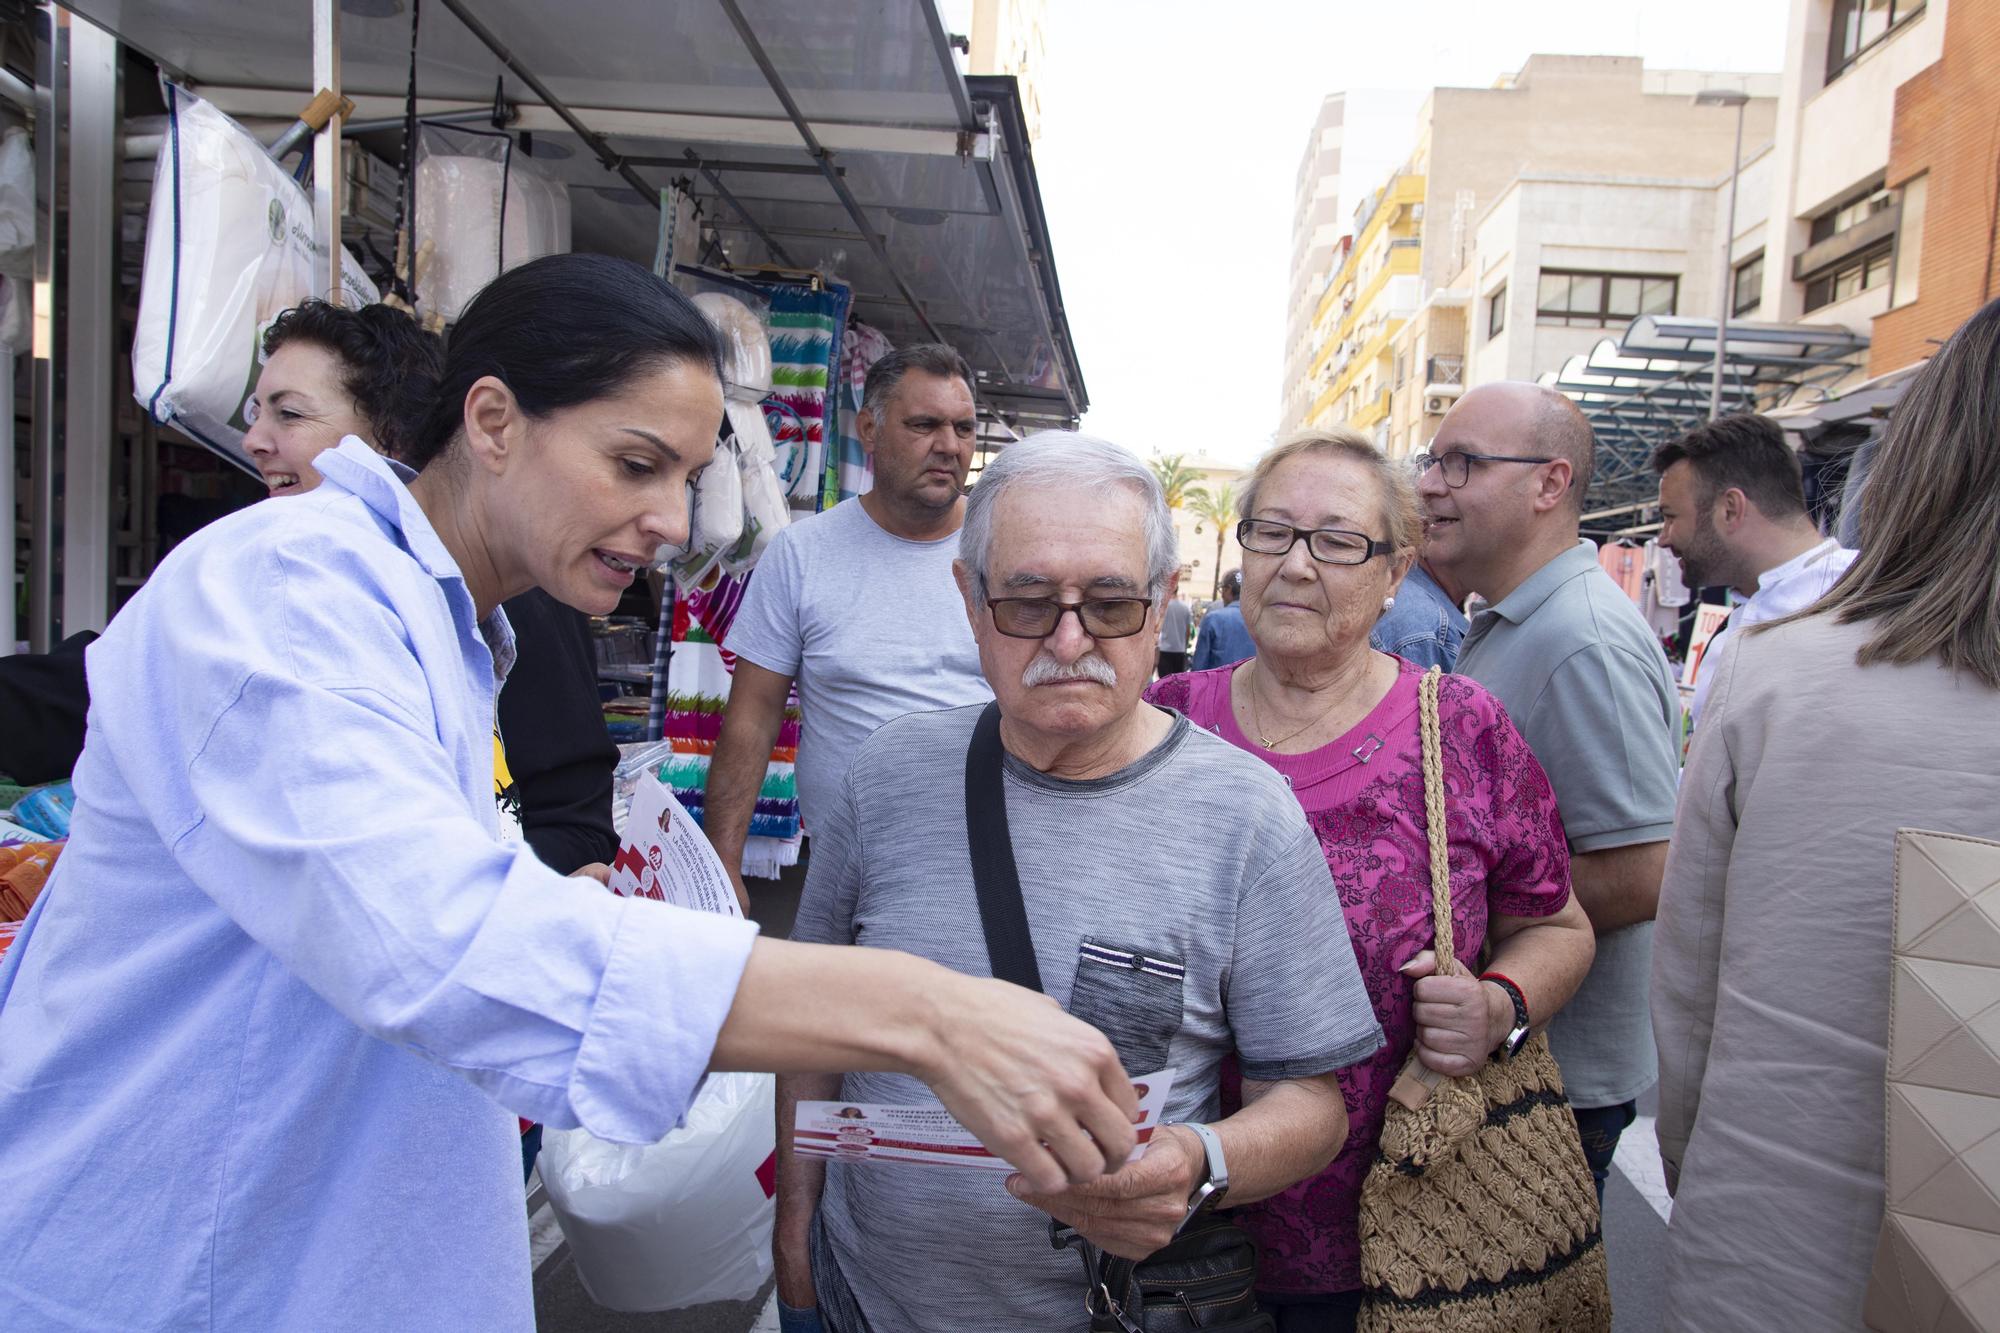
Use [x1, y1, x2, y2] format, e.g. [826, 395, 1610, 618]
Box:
[0, 254, 1139, 1330]
[245, 298, 442, 493]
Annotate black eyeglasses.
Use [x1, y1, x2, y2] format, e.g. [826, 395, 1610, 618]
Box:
[1412, 450, 1556, 488]
[981, 587, 1153, 639]
[1236, 519, 1393, 566]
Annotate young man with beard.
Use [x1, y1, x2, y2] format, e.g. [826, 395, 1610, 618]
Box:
[708, 345, 995, 904]
[1652, 413, 1855, 726]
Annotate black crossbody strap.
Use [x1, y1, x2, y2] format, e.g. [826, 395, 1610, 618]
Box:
[964, 701, 1044, 994]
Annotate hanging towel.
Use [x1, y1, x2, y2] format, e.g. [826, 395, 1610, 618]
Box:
[662, 572, 804, 878]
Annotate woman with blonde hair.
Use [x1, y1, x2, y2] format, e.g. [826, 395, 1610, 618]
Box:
[1145, 428, 1596, 1330]
[1654, 298, 2000, 1331]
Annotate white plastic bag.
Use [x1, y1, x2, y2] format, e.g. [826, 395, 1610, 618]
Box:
[132, 84, 379, 465]
[414, 123, 570, 324]
[539, 1071, 776, 1312]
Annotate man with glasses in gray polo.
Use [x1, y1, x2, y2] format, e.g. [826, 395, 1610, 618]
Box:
[772, 432, 1381, 1332]
[1416, 382, 1680, 1201]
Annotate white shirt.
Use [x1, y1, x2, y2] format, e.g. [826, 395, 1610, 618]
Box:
[1690, 538, 1857, 724]
[0, 441, 758, 1329]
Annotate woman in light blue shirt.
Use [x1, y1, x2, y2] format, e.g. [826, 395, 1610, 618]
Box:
[0, 254, 1138, 1331]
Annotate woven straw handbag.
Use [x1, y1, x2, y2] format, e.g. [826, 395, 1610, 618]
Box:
[1355, 667, 1612, 1333]
[1863, 829, 2000, 1332]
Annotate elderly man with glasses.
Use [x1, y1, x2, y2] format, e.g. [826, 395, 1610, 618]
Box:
[1417, 382, 1682, 1203]
[772, 431, 1383, 1333]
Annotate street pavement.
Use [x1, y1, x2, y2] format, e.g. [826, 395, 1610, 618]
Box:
[535, 867, 1674, 1332]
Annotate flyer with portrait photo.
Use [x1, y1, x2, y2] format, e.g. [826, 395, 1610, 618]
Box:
[793, 1068, 1178, 1170]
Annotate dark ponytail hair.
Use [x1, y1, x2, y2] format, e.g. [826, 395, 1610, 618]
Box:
[405, 252, 726, 471]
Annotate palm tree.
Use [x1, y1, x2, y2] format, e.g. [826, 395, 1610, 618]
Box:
[1149, 454, 1207, 513]
[1187, 484, 1236, 599]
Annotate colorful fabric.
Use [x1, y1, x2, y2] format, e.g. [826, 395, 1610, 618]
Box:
[663, 571, 804, 878]
[755, 284, 849, 513]
[1144, 658, 1572, 1295]
[830, 320, 894, 502]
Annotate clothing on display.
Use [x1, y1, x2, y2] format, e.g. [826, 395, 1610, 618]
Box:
[830, 321, 895, 502]
[756, 284, 850, 512]
[1596, 539, 1646, 603]
[662, 573, 805, 879]
[1640, 539, 1689, 641]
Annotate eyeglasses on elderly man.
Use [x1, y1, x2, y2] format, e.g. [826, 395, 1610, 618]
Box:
[981, 587, 1154, 639]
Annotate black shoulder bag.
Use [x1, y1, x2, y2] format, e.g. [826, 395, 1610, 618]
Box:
[964, 702, 1274, 1333]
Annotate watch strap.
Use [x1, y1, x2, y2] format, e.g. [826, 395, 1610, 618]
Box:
[1173, 1121, 1228, 1227]
[1480, 971, 1531, 1057]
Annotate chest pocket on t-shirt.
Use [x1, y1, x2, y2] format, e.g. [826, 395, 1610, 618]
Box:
[1067, 937, 1186, 1075]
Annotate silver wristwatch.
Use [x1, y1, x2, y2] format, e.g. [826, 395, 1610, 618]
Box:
[1174, 1121, 1229, 1226]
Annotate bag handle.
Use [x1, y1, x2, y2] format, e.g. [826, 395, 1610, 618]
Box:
[965, 701, 1043, 993]
[1418, 666, 1456, 964]
[1388, 666, 1467, 1112]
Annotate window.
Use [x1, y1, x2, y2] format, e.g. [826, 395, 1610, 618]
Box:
[1804, 243, 1892, 311]
[1827, 0, 1924, 82]
[1732, 253, 1764, 318]
[1810, 183, 1892, 245]
[1487, 284, 1507, 338]
[1393, 351, 1408, 388]
[1892, 174, 1926, 308]
[1535, 269, 1678, 327]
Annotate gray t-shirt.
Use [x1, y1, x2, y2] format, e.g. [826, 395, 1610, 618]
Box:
[724, 498, 992, 830]
[1456, 540, 1680, 1108]
[792, 704, 1382, 1329]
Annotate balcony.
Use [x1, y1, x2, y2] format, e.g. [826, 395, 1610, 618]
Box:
[1424, 355, 1464, 390]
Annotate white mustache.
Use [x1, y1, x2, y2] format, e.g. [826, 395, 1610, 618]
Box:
[1021, 651, 1119, 688]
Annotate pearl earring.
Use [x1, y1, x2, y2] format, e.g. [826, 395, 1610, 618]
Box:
[1382, 596, 1397, 611]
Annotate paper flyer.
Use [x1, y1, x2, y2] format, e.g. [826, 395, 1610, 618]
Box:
[608, 770, 743, 918]
[794, 1068, 1178, 1171]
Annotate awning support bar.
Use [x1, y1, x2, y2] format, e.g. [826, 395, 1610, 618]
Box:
[434, 0, 660, 211]
[684, 149, 798, 269]
[714, 0, 945, 343]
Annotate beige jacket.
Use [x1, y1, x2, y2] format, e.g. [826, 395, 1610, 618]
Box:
[1653, 613, 2000, 1333]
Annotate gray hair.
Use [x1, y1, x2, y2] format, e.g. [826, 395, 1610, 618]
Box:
[961, 431, 1179, 606]
[861, 343, 976, 419]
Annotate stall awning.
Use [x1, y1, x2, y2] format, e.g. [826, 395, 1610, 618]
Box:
[65, 0, 1087, 434]
[1542, 315, 1870, 510]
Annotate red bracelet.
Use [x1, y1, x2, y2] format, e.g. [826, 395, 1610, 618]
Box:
[1479, 970, 1530, 1025]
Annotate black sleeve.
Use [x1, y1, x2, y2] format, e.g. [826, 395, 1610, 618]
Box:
[0, 632, 97, 784]
[497, 590, 619, 875]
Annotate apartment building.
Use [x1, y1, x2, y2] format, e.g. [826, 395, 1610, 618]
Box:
[1751, 0, 1997, 375]
[1280, 90, 1426, 436]
[1288, 56, 1778, 456]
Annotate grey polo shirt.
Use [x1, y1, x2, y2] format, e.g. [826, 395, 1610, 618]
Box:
[1456, 540, 1679, 1108]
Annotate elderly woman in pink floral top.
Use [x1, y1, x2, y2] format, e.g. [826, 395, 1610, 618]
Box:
[1145, 429, 1596, 1333]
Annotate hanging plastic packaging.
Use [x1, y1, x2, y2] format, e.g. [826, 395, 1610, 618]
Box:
[691, 291, 790, 573]
[414, 123, 570, 324]
[539, 1071, 776, 1312]
[0, 125, 34, 353]
[132, 85, 379, 465]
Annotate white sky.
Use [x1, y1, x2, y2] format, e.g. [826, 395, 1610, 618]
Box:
[1028, 0, 1792, 467]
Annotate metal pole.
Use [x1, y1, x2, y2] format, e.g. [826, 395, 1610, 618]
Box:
[1710, 100, 1745, 421]
[312, 0, 343, 301]
[60, 11, 116, 636]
